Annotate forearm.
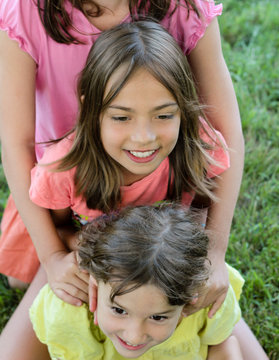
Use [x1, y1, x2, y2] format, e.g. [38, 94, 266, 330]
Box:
[206, 149, 244, 257]
[188, 18, 245, 254]
[205, 75, 244, 255]
[0, 31, 67, 266]
[1, 144, 67, 265]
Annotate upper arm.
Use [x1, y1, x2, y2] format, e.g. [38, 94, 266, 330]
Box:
[188, 18, 242, 143]
[0, 30, 36, 149]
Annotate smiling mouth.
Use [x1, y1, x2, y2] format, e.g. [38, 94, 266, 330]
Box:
[117, 336, 147, 350]
[128, 150, 156, 158]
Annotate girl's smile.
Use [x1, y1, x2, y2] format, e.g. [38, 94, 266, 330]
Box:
[101, 68, 181, 185]
[96, 281, 184, 358]
[116, 335, 147, 351]
[124, 149, 160, 163]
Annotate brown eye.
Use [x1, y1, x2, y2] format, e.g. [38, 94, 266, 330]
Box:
[150, 315, 167, 321]
[112, 116, 129, 121]
[157, 114, 174, 120]
[112, 306, 126, 315]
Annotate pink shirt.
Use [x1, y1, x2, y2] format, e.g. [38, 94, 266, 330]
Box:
[29, 124, 229, 224]
[0, 0, 222, 160]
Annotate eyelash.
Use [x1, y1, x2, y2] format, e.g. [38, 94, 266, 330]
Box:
[111, 306, 127, 315]
[112, 116, 129, 122]
[157, 114, 174, 120]
[111, 307, 168, 322]
[150, 315, 168, 322]
[111, 114, 174, 122]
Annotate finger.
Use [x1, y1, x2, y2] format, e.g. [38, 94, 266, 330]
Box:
[73, 275, 90, 294]
[54, 288, 83, 307]
[80, 268, 89, 274]
[75, 270, 90, 285]
[207, 292, 227, 318]
[54, 283, 89, 304]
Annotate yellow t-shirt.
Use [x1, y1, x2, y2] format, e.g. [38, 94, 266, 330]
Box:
[30, 265, 243, 360]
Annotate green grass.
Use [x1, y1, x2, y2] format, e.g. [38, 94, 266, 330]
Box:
[0, 0, 278, 358]
[219, 0, 279, 358]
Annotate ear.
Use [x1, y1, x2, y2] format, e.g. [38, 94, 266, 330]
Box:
[181, 306, 188, 318]
[94, 310, 98, 326]
[89, 275, 98, 313]
[190, 294, 199, 306]
[80, 94, 85, 103]
[181, 294, 199, 317]
[90, 274, 98, 287]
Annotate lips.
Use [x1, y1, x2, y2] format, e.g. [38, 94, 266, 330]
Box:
[117, 336, 147, 351]
[125, 149, 159, 163]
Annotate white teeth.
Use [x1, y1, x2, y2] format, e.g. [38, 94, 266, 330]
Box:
[126, 341, 140, 347]
[129, 150, 156, 158]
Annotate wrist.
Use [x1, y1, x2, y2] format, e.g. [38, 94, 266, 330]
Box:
[208, 248, 226, 263]
[41, 248, 68, 269]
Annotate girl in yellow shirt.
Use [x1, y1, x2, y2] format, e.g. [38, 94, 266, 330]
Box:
[30, 204, 244, 360]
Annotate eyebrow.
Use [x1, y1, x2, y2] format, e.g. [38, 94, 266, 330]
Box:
[112, 300, 176, 315]
[108, 102, 178, 112]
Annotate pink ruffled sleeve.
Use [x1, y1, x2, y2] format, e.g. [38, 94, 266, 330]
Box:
[162, 0, 222, 54]
[0, 0, 42, 62]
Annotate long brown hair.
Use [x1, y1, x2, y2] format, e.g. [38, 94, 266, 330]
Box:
[78, 204, 210, 306]
[35, 0, 200, 44]
[55, 21, 218, 212]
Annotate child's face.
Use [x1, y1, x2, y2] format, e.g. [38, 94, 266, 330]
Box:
[100, 68, 181, 185]
[96, 281, 184, 358]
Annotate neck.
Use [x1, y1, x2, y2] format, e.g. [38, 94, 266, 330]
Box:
[92, 0, 129, 13]
[83, 0, 130, 30]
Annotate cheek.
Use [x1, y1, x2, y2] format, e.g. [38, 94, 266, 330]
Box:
[97, 311, 112, 334]
[97, 307, 119, 336]
[150, 325, 176, 344]
[164, 128, 180, 153]
[152, 314, 182, 342]
[164, 120, 181, 144]
[101, 125, 124, 152]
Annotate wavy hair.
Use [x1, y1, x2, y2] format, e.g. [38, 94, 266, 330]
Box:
[35, 0, 200, 44]
[78, 204, 210, 306]
[55, 21, 218, 212]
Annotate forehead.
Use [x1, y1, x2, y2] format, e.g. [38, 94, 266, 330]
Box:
[99, 281, 182, 316]
[104, 67, 176, 105]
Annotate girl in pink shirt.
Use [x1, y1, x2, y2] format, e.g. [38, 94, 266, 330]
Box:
[0, 18, 267, 360]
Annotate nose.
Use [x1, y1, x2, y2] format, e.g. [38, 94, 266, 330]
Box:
[130, 120, 156, 144]
[124, 321, 147, 345]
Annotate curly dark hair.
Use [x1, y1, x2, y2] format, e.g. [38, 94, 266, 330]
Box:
[78, 203, 210, 306]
